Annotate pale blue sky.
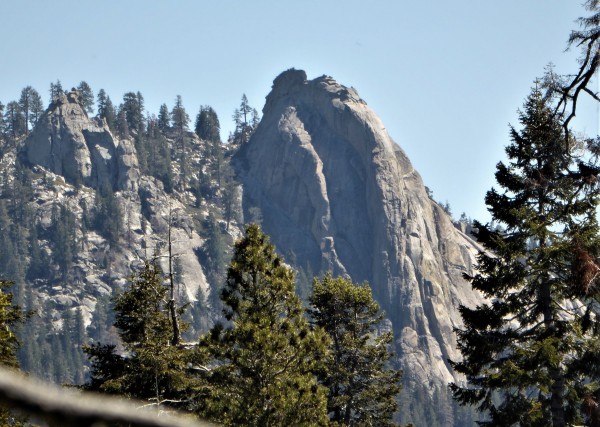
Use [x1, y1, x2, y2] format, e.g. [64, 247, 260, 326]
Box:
[0, 1, 595, 222]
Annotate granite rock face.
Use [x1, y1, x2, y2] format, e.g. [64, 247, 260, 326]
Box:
[235, 69, 484, 388]
[24, 90, 136, 191]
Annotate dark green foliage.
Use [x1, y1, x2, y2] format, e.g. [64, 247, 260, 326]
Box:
[97, 89, 116, 131]
[135, 132, 173, 193]
[49, 80, 63, 101]
[231, 94, 259, 144]
[158, 103, 170, 130]
[0, 280, 25, 369]
[0, 279, 27, 425]
[93, 184, 122, 246]
[195, 105, 220, 143]
[87, 289, 116, 344]
[0, 102, 5, 145]
[77, 81, 94, 114]
[202, 214, 228, 314]
[201, 224, 329, 426]
[309, 274, 402, 426]
[19, 86, 44, 135]
[49, 203, 77, 279]
[4, 101, 26, 140]
[451, 84, 600, 426]
[84, 261, 201, 411]
[115, 105, 129, 137]
[122, 91, 145, 134]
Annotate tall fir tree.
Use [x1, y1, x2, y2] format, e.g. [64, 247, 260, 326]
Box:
[450, 84, 600, 426]
[84, 261, 201, 412]
[77, 81, 95, 115]
[49, 79, 63, 101]
[195, 105, 221, 143]
[309, 274, 402, 426]
[158, 103, 170, 131]
[97, 89, 116, 131]
[201, 224, 329, 426]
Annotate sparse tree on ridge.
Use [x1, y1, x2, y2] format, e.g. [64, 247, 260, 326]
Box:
[122, 91, 145, 134]
[18, 86, 43, 135]
[49, 80, 63, 101]
[4, 101, 26, 140]
[97, 89, 116, 131]
[195, 105, 221, 143]
[231, 94, 259, 144]
[158, 103, 170, 131]
[77, 81, 94, 114]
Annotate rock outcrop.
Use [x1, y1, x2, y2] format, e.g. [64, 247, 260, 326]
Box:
[235, 69, 484, 388]
[24, 90, 137, 191]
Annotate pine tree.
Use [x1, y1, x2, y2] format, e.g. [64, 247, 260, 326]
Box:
[195, 105, 221, 143]
[231, 94, 258, 144]
[77, 81, 94, 114]
[84, 261, 200, 411]
[97, 89, 116, 131]
[158, 103, 170, 131]
[201, 224, 329, 426]
[122, 91, 144, 134]
[49, 80, 63, 101]
[4, 101, 26, 141]
[309, 274, 402, 426]
[450, 84, 600, 426]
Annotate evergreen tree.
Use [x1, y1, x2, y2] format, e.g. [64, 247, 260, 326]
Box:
[49, 79, 63, 101]
[0, 279, 27, 425]
[122, 91, 144, 134]
[158, 103, 170, 131]
[4, 101, 26, 140]
[19, 87, 44, 134]
[93, 183, 122, 246]
[84, 261, 200, 411]
[195, 105, 221, 143]
[0, 102, 5, 145]
[77, 81, 94, 114]
[171, 95, 190, 188]
[450, 84, 600, 426]
[97, 89, 116, 131]
[201, 224, 329, 426]
[115, 105, 129, 138]
[231, 94, 258, 144]
[309, 274, 402, 426]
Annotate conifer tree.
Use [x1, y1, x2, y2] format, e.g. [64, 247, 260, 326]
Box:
[451, 84, 600, 426]
[309, 274, 402, 426]
[122, 91, 144, 134]
[84, 261, 199, 411]
[97, 89, 116, 131]
[77, 81, 94, 114]
[49, 80, 63, 101]
[0, 279, 27, 425]
[202, 224, 329, 426]
[195, 105, 221, 143]
[4, 101, 25, 140]
[158, 103, 170, 131]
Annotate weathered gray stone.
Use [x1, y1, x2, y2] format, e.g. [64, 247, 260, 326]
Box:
[235, 68, 484, 388]
[24, 90, 136, 192]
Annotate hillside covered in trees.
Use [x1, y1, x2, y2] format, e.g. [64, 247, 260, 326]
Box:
[3, 2, 600, 426]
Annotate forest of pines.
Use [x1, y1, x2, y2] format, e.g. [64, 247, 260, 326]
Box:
[4, 2, 600, 427]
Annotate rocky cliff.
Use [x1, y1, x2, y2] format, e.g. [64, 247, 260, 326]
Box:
[10, 90, 225, 338]
[234, 69, 484, 389]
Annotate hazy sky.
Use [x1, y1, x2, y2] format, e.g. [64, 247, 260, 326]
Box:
[0, 1, 596, 222]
